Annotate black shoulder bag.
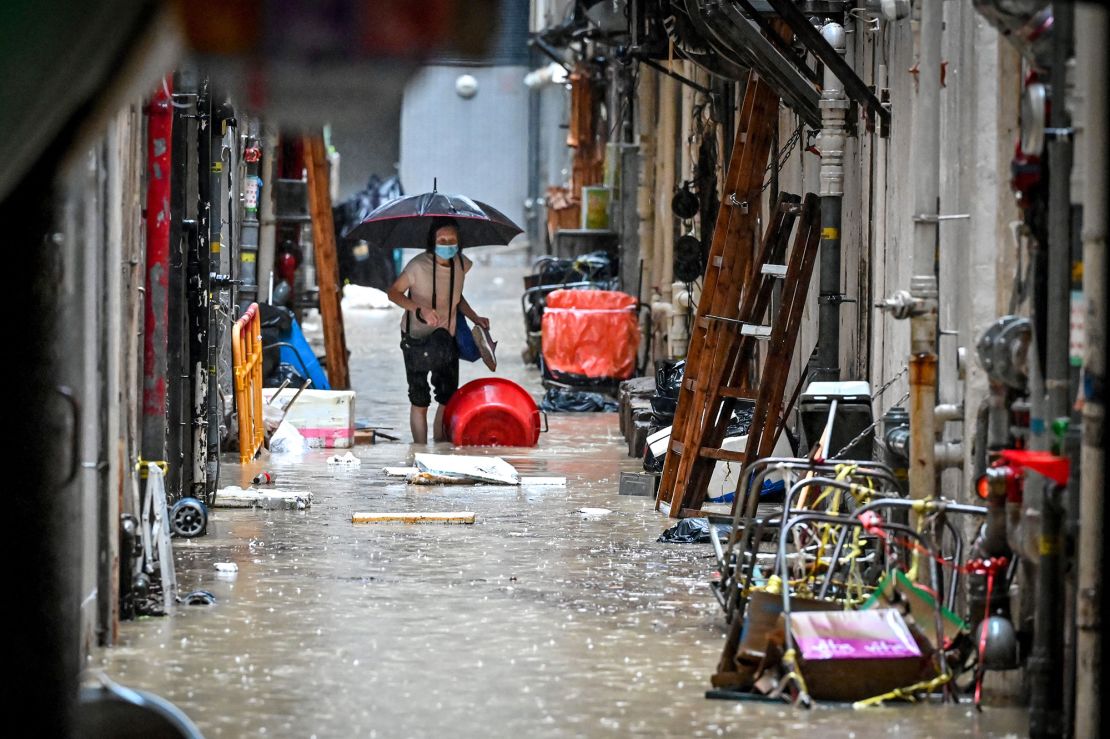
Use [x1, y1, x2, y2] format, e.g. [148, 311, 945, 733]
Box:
[399, 256, 458, 373]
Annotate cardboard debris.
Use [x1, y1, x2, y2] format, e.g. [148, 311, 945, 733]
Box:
[414, 453, 520, 485]
[788, 608, 933, 702]
[214, 486, 313, 510]
[383, 458, 566, 487]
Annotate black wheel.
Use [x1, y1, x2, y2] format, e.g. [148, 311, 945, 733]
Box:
[170, 497, 208, 538]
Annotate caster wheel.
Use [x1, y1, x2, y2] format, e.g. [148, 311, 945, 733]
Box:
[170, 497, 208, 538]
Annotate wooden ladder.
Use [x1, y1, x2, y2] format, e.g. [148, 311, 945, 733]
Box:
[655, 74, 822, 519]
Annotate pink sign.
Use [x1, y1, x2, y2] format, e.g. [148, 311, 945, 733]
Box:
[792, 609, 922, 661]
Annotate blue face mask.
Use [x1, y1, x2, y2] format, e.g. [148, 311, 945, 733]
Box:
[434, 244, 459, 260]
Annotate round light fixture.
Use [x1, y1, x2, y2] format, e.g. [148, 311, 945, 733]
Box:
[455, 74, 479, 99]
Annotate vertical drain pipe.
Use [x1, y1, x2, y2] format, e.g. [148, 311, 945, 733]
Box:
[909, 0, 941, 511]
[1073, 7, 1106, 737]
[1030, 3, 1072, 735]
[813, 21, 848, 382]
[880, 0, 940, 529]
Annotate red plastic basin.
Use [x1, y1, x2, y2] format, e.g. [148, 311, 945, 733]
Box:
[442, 378, 541, 447]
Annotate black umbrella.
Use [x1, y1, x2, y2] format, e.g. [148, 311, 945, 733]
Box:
[347, 187, 523, 250]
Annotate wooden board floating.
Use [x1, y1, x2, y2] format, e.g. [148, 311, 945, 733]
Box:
[351, 512, 476, 524]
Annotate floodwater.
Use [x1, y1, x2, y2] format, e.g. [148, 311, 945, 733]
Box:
[94, 252, 1028, 737]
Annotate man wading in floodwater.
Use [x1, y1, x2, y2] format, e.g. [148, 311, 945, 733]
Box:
[387, 218, 490, 443]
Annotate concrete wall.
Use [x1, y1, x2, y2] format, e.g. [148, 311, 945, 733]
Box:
[768, 4, 1020, 494]
[328, 90, 403, 201]
[400, 65, 531, 240]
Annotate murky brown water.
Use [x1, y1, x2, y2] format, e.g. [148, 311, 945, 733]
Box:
[93, 254, 1027, 737]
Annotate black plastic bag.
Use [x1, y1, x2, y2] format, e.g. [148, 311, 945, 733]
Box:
[332, 175, 403, 291]
[725, 403, 754, 437]
[540, 387, 618, 413]
[657, 517, 732, 544]
[265, 362, 307, 388]
[642, 441, 666, 473]
[655, 359, 685, 398]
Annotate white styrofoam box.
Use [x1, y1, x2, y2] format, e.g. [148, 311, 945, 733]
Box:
[706, 433, 793, 501]
[261, 388, 355, 448]
[801, 380, 872, 399]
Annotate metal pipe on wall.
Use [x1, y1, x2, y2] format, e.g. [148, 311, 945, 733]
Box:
[1029, 2, 1073, 733]
[637, 65, 657, 307]
[656, 64, 677, 303]
[1073, 5, 1106, 737]
[909, 0, 942, 509]
[813, 21, 848, 382]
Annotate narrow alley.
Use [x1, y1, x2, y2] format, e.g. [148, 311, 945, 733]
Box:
[94, 254, 1026, 737]
[4, 2, 1107, 738]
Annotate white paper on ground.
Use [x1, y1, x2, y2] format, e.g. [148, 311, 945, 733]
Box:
[341, 283, 394, 310]
[413, 453, 520, 485]
[328, 451, 361, 465]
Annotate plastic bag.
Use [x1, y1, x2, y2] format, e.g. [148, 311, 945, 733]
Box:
[540, 387, 618, 413]
[655, 359, 685, 398]
[456, 314, 481, 362]
[270, 421, 305, 455]
[262, 403, 284, 432]
[657, 517, 732, 544]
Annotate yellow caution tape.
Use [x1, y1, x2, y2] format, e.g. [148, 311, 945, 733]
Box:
[852, 672, 952, 709]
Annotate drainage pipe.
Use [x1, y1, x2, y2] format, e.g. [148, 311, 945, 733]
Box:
[812, 21, 848, 382]
[907, 0, 942, 513]
[1073, 6, 1106, 737]
[1029, 4, 1073, 736]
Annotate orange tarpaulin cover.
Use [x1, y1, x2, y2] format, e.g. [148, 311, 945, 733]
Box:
[541, 289, 640, 380]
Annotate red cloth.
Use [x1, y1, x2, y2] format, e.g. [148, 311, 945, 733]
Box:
[541, 289, 639, 380]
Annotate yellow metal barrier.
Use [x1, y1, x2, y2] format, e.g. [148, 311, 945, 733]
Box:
[232, 302, 265, 463]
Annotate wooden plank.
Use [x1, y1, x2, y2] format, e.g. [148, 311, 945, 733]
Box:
[303, 132, 350, 389]
[698, 448, 748, 463]
[352, 512, 476, 524]
[718, 386, 755, 400]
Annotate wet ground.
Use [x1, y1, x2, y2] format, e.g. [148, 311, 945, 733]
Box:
[94, 252, 1028, 737]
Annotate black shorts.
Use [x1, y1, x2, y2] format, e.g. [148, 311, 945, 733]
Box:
[404, 354, 460, 408]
